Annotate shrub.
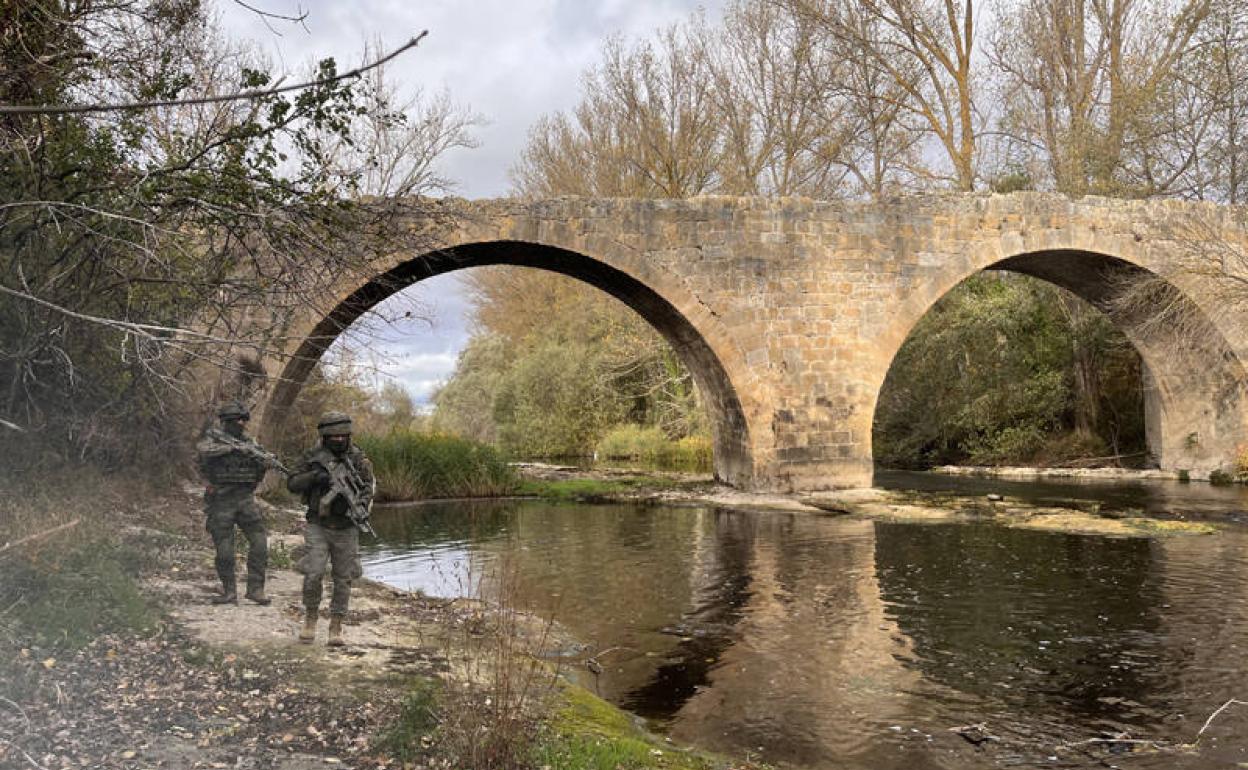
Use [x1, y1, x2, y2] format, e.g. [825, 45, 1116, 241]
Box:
[356, 430, 519, 502]
[379, 678, 442, 762]
[658, 435, 712, 471]
[596, 425, 668, 463]
[595, 426, 712, 471]
[1235, 445, 1248, 476]
[1210, 468, 1234, 486]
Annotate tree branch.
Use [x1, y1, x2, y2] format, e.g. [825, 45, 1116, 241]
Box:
[0, 32, 428, 115]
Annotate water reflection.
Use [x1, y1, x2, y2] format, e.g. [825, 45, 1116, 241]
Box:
[874, 524, 1170, 729]
[363, 498, 1248, 769]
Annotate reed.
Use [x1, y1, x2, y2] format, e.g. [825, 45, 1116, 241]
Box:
[356, 430, 520, 502]
[595, 425, 712, 471]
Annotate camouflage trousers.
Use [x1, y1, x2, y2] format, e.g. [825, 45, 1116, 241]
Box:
[299, 522, 361, 617]
[204, 489, 268, 594]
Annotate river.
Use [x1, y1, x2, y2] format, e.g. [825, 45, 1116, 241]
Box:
[361, 474, 1248, 769]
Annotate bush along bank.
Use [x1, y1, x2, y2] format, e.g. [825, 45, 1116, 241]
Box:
[356, 429, 520, 502]
[595, 425, 712, 472]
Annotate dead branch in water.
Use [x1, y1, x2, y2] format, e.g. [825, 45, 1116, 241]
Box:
[1195, 698, 1248, 743]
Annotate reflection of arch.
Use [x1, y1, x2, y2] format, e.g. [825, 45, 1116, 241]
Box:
[260, 240, 754, 485]
[871, 248, 1248, 473]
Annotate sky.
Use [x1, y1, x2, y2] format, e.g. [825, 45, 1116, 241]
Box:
[219, 0, 726, 406]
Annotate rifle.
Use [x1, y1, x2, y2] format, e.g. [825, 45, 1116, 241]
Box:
[314, 456, 377, 537]
[208, 428, 292, 475]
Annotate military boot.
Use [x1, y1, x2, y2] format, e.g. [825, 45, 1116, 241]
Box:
[212, 579, 238, 605]
[244, 585, 271, 606]
[327, 616, 345, 647]
[298, 609, 318, 644]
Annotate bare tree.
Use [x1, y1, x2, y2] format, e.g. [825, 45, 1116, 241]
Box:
[1177, 0, 1248, 203]
[310, 37, 481, 199]
[784, 0, 981, 191]
[989, 0, 1212, 196]
[512, 25, 721, 198]
[709, 0, 853, 197]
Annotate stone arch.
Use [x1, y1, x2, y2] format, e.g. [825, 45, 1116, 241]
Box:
[870, 247, 1248, 474]
[258, 240, 755, 486]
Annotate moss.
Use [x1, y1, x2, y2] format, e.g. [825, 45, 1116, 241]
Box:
[534, 685, 749, 770]
[553, 685, 641, 737]
[1011, 511, 1216, 537]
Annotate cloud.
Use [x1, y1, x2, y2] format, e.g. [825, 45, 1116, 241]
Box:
[218, 0, 724, 198]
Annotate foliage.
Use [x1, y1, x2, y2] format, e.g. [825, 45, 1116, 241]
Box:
[433, 269, 709, 459]
[873, 273, 1146, 468]
[277, 347, 427, 458]
[990, 0, 1244, 201]
[597, 425, 712, 471]
[1209, 468, 1234, 485]
[491, 339, 626, 458]
[0, 2, 471, 473]
[355, 430, 518, 502]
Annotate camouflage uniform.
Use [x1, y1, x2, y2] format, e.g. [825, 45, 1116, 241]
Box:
[196, 407, 272, 604]
[287, 411, 375, 644]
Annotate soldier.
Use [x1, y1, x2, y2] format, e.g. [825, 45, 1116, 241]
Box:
[196, 402, 277, 606]
[287, 411, 375, 646]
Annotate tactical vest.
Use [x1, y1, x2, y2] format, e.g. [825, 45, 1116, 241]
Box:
[200, 446, 266, 485]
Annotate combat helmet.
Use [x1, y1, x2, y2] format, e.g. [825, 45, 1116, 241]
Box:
[217, 402, 250, 421]
[317, 411, 353, 436]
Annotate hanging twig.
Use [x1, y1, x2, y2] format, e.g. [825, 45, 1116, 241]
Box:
[0, 32, 428, 115]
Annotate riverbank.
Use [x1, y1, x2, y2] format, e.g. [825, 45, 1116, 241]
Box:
[931, 464, 1204, 482]
[0, 479, 755, 770]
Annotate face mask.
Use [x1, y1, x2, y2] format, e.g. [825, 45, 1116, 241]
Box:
[223, 420, 246, 438]
[325, 436, 350, 454]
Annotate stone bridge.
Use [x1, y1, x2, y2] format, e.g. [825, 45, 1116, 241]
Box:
[255, 192, 1248, 491]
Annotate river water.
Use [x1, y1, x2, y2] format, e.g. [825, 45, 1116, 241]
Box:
[362, 476, 1248, 769]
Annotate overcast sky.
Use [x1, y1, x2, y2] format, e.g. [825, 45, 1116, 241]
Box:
[219, 0, 724, 405]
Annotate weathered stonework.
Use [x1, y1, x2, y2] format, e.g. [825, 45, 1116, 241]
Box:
[255, 192, 1248, 492]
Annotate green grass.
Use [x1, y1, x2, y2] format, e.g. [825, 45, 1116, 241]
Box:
[1, 540, 160, 649]
[378, 677, 442, 762]
[357, 430, 520, 502]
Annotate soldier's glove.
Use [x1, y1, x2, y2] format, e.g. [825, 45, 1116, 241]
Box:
[313, 468, 331, 487]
